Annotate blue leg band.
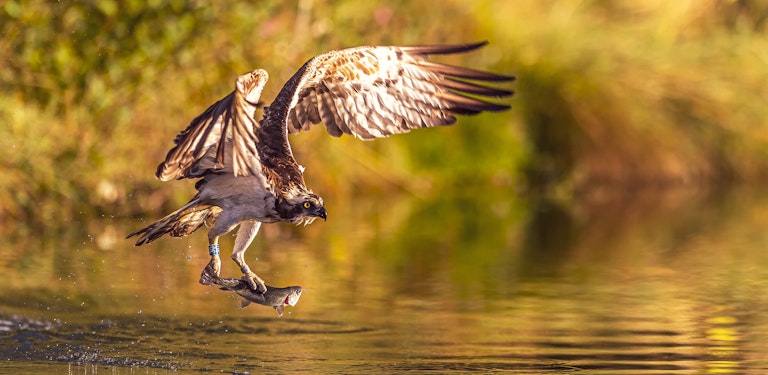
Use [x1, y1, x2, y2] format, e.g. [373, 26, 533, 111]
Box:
[209, 243, 220, 256]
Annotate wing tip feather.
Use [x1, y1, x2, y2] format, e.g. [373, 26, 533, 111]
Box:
[399, 41, 489, 55]
[441, 78, 515, 97]
[421, 61, 515, 82]
[283, 40, 513, 140]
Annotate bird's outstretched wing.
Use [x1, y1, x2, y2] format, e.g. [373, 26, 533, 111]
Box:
[155, 70, 269, 181]
[278, 41, 514, 140]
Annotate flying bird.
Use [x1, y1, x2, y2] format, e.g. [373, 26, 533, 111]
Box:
[127, 41, 514, 293]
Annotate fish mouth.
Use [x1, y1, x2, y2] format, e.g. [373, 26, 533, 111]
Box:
[284, 291, 303, 306]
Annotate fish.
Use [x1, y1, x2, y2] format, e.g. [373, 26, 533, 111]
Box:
[201, 272, 302, 317]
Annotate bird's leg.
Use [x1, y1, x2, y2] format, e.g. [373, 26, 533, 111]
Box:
[232, 221, 266, 293]
[199, 236, 222, 285]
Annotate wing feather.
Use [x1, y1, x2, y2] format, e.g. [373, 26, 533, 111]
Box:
[418, 60, 514, 81]
[281, 41, 514, 140]
[319, 89, 344, 135]
[155, 70, 269, 181]
[153, 42, 512, 196]
[397, 41, 492, 55]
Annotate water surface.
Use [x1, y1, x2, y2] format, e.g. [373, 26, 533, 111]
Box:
[2, 187, 768, 373]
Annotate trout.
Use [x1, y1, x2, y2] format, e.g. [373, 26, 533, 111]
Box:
[201, 272, 302, 317]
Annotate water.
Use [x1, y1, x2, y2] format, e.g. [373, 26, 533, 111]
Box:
[2, 187, 768, 374]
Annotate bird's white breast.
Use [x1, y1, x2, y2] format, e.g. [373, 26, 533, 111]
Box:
[199, 174, 279, 221]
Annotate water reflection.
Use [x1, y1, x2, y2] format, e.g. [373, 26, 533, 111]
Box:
[1, 187, 768, 373]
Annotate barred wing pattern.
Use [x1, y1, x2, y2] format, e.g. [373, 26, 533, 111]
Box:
[155, 70, 269, 181]
[283, 41, 514, 140]
[153, 42, 513, 193]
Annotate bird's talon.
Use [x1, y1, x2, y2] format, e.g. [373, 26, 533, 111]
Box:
[199, 256, 222, 285]
[242, 273, 267, 294]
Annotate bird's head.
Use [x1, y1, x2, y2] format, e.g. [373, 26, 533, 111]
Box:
[278, 193, 327, 225]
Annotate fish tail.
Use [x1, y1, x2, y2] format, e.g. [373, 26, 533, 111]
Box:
[127, 194, 221, 246]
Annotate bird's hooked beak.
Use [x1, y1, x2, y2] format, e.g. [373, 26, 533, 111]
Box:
[315, 206, 328, 221]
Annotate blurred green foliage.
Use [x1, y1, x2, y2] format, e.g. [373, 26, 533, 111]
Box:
[2, 0, 768, 227]
[483, 0, 768, 193]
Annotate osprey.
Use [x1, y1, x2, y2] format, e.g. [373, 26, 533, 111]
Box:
[128, 41, 514, 293]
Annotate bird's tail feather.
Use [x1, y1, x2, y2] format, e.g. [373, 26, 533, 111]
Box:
[127, 195, 222, 246]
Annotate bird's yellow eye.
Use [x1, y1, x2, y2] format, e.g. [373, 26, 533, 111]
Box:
[303, 202, 311, 209]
